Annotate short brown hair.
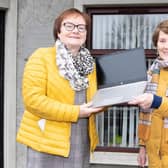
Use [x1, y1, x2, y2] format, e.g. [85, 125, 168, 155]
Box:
[152, 19, 168, 47]
[53, 8, 91, 41]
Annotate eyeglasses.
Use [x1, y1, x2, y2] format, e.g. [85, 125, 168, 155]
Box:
[63, 22, 87, 33]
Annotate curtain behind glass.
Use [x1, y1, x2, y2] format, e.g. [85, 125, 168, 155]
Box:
[92, 14, 168, 49]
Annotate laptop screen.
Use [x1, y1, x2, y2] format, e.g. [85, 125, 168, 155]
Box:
[95, 48, 147, 89]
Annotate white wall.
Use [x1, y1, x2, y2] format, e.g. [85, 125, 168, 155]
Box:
[0, 0, 9, 8]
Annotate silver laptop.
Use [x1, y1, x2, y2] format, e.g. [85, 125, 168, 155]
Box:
[92, 48, 147, 107]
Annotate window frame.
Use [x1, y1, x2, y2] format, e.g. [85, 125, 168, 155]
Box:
[86, 5, 168, 52]
[84, 5, 168, 166]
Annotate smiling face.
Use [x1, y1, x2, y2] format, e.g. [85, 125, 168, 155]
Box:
[58, 14, 87, 52]
[157, 31, 168, 60]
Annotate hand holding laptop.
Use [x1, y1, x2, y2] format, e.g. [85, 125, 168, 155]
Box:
[79, 102, 105, 118]
[128, 93, 154, 109]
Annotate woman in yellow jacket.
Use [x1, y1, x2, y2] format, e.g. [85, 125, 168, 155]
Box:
[17, 8, 104, 168]
[129, 19, 168, 168]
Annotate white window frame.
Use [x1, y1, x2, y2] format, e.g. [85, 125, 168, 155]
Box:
[75, 0, 168, 166]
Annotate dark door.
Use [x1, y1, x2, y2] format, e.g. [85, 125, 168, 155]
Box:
[0, 10, 5, 168]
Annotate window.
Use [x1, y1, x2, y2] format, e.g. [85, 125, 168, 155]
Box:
[85, 5, 168, 165]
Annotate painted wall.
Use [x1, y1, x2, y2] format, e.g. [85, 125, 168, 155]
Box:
[0, 0, 9, 8]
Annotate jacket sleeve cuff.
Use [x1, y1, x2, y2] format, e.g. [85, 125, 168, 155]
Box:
[151, 94, 162, 108]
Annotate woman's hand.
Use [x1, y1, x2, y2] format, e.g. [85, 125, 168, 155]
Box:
[137, 146, 147, 167]
[128, 93, 153, 109]
[79, 102, 105, 118]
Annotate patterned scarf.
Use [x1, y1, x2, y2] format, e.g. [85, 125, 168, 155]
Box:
[138, 58, 168, 141]
[56, 39, 94, 91]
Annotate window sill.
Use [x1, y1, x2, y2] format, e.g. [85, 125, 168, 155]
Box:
[90, 151, 143, 166]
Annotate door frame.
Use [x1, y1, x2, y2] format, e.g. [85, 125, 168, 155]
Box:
[2, 0, 17, 168]
[0, 10, 5, 168]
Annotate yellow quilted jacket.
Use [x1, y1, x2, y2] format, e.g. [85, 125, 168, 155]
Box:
[16, 47, 99, 157]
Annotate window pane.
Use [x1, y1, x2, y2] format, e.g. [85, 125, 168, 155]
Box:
[92, 14, 168, 49]
[97, 106, 139, 148]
